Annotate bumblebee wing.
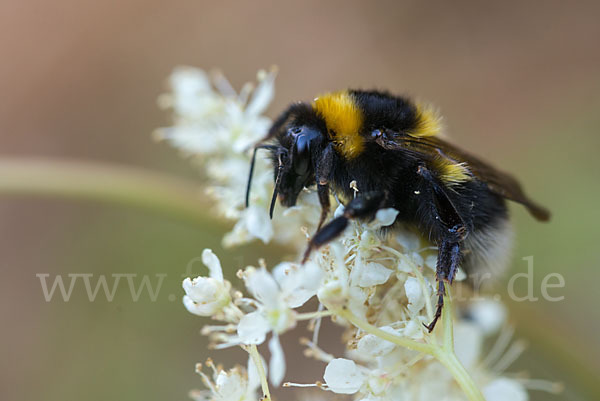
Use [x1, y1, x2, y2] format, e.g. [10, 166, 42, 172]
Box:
[372, 134, 551, 221]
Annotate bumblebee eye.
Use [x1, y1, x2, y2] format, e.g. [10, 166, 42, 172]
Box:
[290, 125, 321, 176]
[293, 135, 311, 174]
[371, 129, 389, 139]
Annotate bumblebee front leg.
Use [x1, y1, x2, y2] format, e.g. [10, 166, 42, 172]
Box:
[315, 143, 335, 231]
[302, 191, 385, 263]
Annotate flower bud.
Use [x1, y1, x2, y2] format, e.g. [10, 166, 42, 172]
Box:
[183, 276, 231, 316]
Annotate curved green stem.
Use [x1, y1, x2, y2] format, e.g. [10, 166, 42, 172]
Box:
[0, 157, 219, 226]
[336, 307, 434, 355]
[328, 288, 485, 401]
[434, 349, 485, 401]
[438, 288, 485, 401]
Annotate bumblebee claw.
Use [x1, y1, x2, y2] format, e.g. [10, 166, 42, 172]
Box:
[301, 246, 312, 264]
[423, 317, 439, 333]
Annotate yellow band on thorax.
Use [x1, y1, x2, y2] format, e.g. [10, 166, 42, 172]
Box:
[312, 91, 364, 159]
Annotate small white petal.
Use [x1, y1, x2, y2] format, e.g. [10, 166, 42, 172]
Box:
[268, 334, 286, 386]
[396, 231, 420, 251]
[170, 66, 211, 95]
[201, 249, 224, 281]
[356, 326, 399, 356]
[402, 320, 424, 340]
[272, 262, 293, 285]
[374, 208, 399, 227]
[366, 371, 388, 396]
[396, 258, 413, 273]
[273, 261, 322, 308]
[231, 117, 271, 152]
[323, 358, 365, 394]
[425, 255, 437, 269]
[182, 295, 207, 316]
[244, 206, 274, 243]
[333, 204, 345, 218]
[410, 251, 424, 267]
[245, 69, 276, 116]
[455, 268, 467, 281]
[483, 378, 528, 401]
[405, 277, 425, 314]
[416, 364, 452, 401]
[355, 262, 393, 287]
[454, 322, 483, 369]
[157, 126, 220, 154]
[215, 369, 246, 400]
[467, 299, 507, 334]
[237, 312, 270, 344]
[182, 276, 230, 316]
[245, 268, 281, 307]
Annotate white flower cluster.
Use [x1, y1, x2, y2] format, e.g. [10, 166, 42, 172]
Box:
[155, 66, 319, 249]
[156, 68, 552, 401]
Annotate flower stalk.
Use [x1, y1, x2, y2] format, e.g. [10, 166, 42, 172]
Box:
[245, 344, 272, 401]
[330, 287, 485, 401]
[0, 157, 217, 226]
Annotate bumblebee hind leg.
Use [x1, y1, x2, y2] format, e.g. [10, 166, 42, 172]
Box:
[417, 165, 467, 332]
[302, 191, 385, 263]
[425, 240, 462, 332]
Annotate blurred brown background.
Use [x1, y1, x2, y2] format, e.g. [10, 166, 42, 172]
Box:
[1, 1, 599, 400]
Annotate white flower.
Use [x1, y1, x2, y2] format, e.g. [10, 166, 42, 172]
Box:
[182, 249, 231, 317]
[236, 265, 322, 344]
[483, 378, 528, 401]
[323, 358, 366, 394]
[190, 358, 260, 401]
[223, 205, 274, 246]
[272, 261, 323, 307]
[466, 299, 507, 334]
[157, 67, 292, 248]
[240, 263, 322, 336]
[236, 263, 323, 386]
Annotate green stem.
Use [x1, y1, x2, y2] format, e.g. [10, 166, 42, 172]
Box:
[296, 309, 335, 320]
[330, 292, 486, 401]
[335, 307, 434, 355]
[0, 157, 219, 226]
[434, 350, 486, 401]
[444, 286, 455, 352]
[246, 344, 272, 401]
[439, 288, 485, 401]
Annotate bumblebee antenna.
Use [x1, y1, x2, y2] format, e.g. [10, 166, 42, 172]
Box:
[269, 154, 284, 219]
[245, 145, 276, 208]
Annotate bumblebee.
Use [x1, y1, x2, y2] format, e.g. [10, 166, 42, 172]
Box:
[246, 90, 550, 331]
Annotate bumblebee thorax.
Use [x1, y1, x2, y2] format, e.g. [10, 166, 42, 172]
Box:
[312, 91, 365, 159]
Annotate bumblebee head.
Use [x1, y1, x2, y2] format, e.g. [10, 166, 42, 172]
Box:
[273, 124, 324, 208]
[245, 102, 328, 218]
